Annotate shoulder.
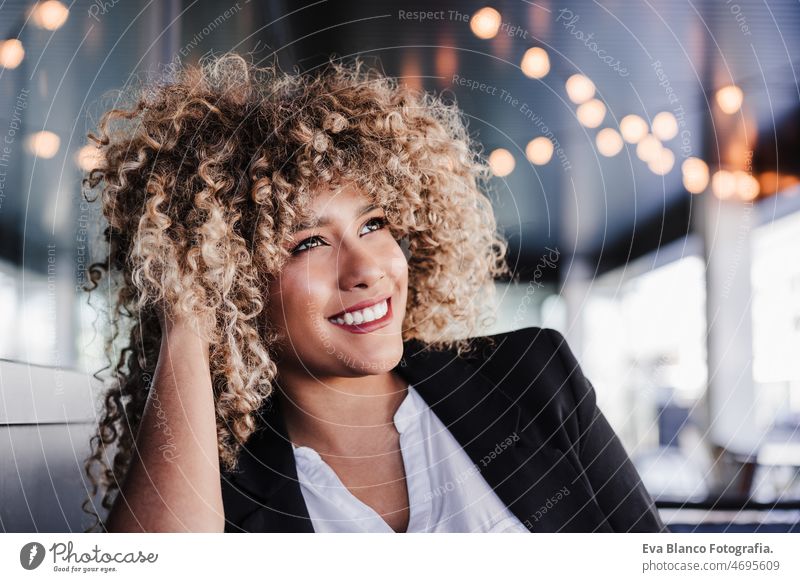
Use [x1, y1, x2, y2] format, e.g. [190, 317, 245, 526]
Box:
[460, 326, 591, 443]
[402, 325, 591, 448]
[465, 325, 566, 362]
[462, 325, 583, 397]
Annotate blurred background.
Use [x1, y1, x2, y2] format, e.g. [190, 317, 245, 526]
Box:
[1, 0, 799, 532]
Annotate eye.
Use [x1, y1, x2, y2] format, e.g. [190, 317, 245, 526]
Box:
[290, 216, 389, 255]
[361, 216, 388, 234]
[290, 235, 325, 255]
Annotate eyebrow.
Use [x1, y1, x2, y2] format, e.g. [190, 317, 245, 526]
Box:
[292, 202, 380, 233]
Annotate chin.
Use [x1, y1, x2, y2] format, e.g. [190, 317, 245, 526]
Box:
[337, 338, 404, 375]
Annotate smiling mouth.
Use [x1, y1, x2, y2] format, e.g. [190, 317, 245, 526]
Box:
[327, 297, 393, 334]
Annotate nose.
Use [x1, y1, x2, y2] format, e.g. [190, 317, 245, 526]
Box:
[337, 238, 386, 290]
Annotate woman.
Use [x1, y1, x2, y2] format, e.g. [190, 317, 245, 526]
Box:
[81, 52, 666, 533]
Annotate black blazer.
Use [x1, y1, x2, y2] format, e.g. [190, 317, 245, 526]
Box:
[221, 326, 668, 532]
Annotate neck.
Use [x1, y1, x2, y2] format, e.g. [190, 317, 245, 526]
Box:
[276, 368, 408, 456]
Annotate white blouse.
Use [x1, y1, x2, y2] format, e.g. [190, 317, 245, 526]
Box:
[292, 383, 529, 533]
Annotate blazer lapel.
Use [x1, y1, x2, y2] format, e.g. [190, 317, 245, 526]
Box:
[397, 336, 612, 532]
[222, 395, 314, 532]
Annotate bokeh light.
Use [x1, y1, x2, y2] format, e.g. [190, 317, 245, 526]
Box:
[620, 114, 649, 143]
[521, 47, 550, 79]
[711, 169, 737, 199]
[636, 134, 662, 163]
[489, 148, 515, 176]
[24, 131, 61, 159]
[30, 1, 69, 31]
[681, 157, 710, 194]
[576, 99, 606, 128]
[596, 128, 624, 157]
[715, 85, 744, 115]
[0, 39, 25, 69]
[652, 111, 678, 141]
[526, 137, 554, 165]
[565, 74, 596, 104]
[470, 7, 502, 39]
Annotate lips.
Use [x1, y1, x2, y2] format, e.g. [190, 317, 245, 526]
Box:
[327, 294, 392, 319]
[327, 297, 393, 334]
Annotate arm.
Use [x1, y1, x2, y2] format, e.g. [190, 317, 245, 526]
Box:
[545, 328, 668, 533]
[105, 316, 224, 532]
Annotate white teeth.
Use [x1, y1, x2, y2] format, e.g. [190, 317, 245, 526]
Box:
[329, 299, 389, 326]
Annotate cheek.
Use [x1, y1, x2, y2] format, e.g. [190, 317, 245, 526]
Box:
[270, 266, 331, 327]
[384, 240, 409, 281]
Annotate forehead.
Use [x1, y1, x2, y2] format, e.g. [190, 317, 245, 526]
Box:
[292, 182, 376, 228]
[311, 181, 369, 205]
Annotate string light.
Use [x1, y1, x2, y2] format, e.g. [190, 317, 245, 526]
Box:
[75, 144, 105, 171]
[565, 74, 595, 104]
[0, 39, 24, 69]
[526, 137, 554, 165]
[30, 1, 69, 31]
[681, 157, 710, 194]
[652, 112, 678, 141]
[620, 115, 648, 144]
[471, 7, 502, 39]
[711, 170, 737, 199]
[24, 131, 60, 159]
[489, 148, 515, 176]
[715, 85, 744, 114]
[735, 171, 760, 201]
[576, 99, 606, 128]
[596, 128, 624, 157]
[648, 148, 675, 175]
[636, 134, 662, 163]
[521, 47, 550, 79]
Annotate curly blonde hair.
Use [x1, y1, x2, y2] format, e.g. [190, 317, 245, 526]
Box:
[80, 52, 510, 531]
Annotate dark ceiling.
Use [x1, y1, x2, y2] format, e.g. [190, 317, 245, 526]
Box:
[1, 0, 799, 280]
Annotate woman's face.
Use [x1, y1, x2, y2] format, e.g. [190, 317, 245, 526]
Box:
[267, 183, 409, 379]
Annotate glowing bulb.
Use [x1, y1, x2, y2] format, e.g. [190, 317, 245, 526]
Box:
[24, 131, 60, 159]
[489, 148, 515, 177]
[526, 137, 554, 165]
[75, 144, 105, 171]
[636, 134, 662, 162]
[716, 85, 743, 114]
[711, 170, 736, 199]
[620, 114, 648, 144]
[648, 148, 675, 175]
[596, 128, 623, 157]
[521, 47, 550, 79]
[734, 171, 760, 201]
[0, 39, 25, 69]
[652, 111, 678, 141]
[576, 99, 606, 128]
[565, 74, 595, 104]
[30, 1, 69, 31]
[471, 7, 502, 39]
[681, 157, 709, 194]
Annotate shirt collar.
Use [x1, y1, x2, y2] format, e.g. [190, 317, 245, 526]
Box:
[392, 383, 418, 435]
[223, 335, 524, 508]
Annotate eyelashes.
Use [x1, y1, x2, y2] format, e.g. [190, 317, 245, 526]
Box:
[290, 216, 389, 255]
